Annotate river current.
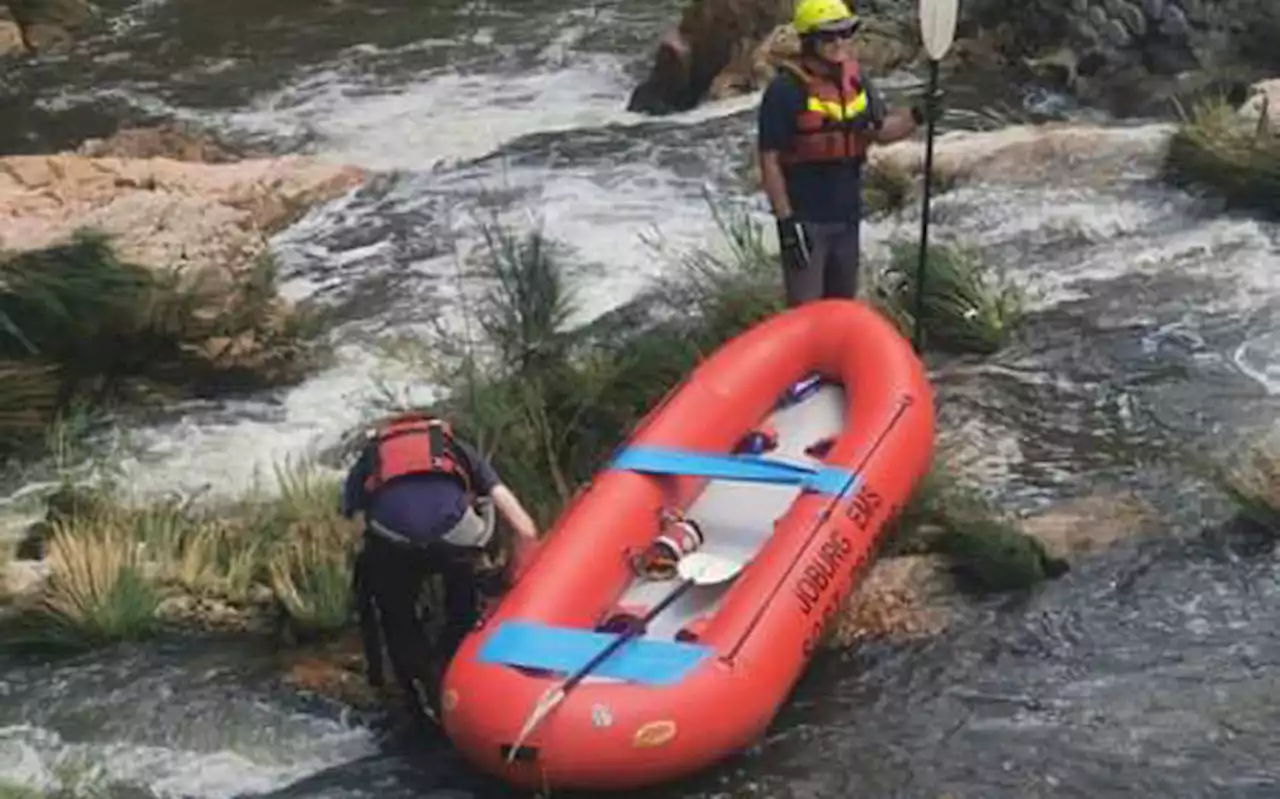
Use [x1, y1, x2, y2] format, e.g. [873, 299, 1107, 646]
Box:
[1, 0, 1278, 796]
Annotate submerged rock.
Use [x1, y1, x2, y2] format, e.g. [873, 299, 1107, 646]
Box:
[936, 522, 1071, 593]
[1020, 490, 1159, 561]
[830, 554, 960, 646]
[279, 628, 386, 711]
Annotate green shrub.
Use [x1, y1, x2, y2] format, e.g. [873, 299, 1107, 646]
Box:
[874, 238, 1027, 355]
[1163, 96, 1280, 218]
[1200, 443, 1280, 534]
[3, 459, 359, 652]
[377, 209, 1047, 596]
[0, 231, 317, 458]
[884, 458, 1068, 592]
[4, 519, 163, 652]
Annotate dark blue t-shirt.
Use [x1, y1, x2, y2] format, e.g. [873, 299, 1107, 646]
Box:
[340, 437, 501, 542]
[757, 66, 888, 224]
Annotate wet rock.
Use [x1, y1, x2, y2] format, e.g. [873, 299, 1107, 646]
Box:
[1019, 491, 1159, 561]
[14, 0, 92, 29]
[1114, 2, 1148, 36]
[963, 0, 1275, 120]
[829, 555, 959, 645]
[627, 0, 921, 114]
[627, 0, 788, 115]
[278, 628, 385, 710]
[2, 559, 50, 601]
[848, 17, 921, 72]
[1179, 0, 1206, 24]
[936, 523, 1069, 593]
[1237, 77, 1280, 134]
[1069, 18, 1102, 48]
[9, 0, 93, 55]
[947, 27, 1013, 71]
[868, 122, 1177, 188]
[0, 5, 26, 56]
[0, 149, 365, 368]
[15, 522, 48, 560]
[1100, 19, 1133, 47]
[156, 592, 268, 634]
[21, 21, 70, 53]
[75, 124, 247, 164]
[706, 17, 920, 102]
[1024, 46, 1081, 88]
[708, 22, 795, 101]
[1159, 4, 1191, 36]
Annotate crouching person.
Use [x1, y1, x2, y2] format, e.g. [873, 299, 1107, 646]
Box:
[339, 410, 541, 726]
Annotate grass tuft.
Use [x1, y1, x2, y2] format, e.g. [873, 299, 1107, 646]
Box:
[0, 230, 318, 458]
[1163, 96, 1280, 218]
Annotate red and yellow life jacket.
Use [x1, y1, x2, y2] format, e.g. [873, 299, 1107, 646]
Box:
[779, 57, 875, 166]
[362, 413, 472, 494]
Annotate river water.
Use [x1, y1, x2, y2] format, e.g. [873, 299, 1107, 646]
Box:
[2, 0, 1279, 796]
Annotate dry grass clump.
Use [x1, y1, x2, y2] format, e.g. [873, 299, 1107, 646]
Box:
[3, 460, 358, 651]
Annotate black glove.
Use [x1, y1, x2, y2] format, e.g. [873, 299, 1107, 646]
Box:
[776, 216, 809, 271]
[910, 85, 946, 126]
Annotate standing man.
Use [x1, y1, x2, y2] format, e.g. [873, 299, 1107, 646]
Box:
[341, 410, 542, 727]
[757, 0, 930, 306]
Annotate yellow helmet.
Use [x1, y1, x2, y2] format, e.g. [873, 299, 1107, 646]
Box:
[792, 0, 860, 36]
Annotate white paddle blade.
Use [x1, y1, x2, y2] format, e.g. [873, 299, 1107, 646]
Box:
[507, 685, 564, 763]
[677, 552, 743, 585]
[918, 0, 959, 61]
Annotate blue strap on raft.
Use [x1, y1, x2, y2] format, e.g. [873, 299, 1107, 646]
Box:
[477, 444, 859, 685]
[477, 620, 713, 686]
[609, 445, 860, 496]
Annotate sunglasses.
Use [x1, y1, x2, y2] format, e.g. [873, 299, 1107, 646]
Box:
[814, 26, 858, 43]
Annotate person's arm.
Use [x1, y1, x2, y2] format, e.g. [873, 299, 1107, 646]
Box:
[490, 483, 539, 540]
[757, 77, 801, 218]
[760, 151, 792, 218]
[863, 76, 920, 145]
[339, 445, 372, 519]
[454, 440, 540, 540]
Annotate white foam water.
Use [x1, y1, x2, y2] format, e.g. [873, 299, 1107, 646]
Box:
[0, 722, 376, 799]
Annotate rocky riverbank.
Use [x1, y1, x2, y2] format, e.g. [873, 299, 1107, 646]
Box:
[6, 100, 1274, 650]
[0, 0, 1277, 742]
[0, 0, 93, 57]
[626, 0, 1279, 119]
[1, 125, 365, 303]
[0, 124, 366, 458]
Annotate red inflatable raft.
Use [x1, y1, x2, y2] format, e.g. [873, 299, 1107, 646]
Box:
[441, 298, 935, 792]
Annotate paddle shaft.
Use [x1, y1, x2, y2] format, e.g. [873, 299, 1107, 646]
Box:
[912, 58, 941, 354]
[560, 575, 697, 694]
[504, 572, 703, 761]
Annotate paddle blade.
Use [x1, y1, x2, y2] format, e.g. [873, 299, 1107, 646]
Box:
[677, 552, 743, 585]
[507, 684, 565, 763]
[918, 0, 959, 60]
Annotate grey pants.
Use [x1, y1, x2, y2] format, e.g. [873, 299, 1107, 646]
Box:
[783, 221, 862, 307]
